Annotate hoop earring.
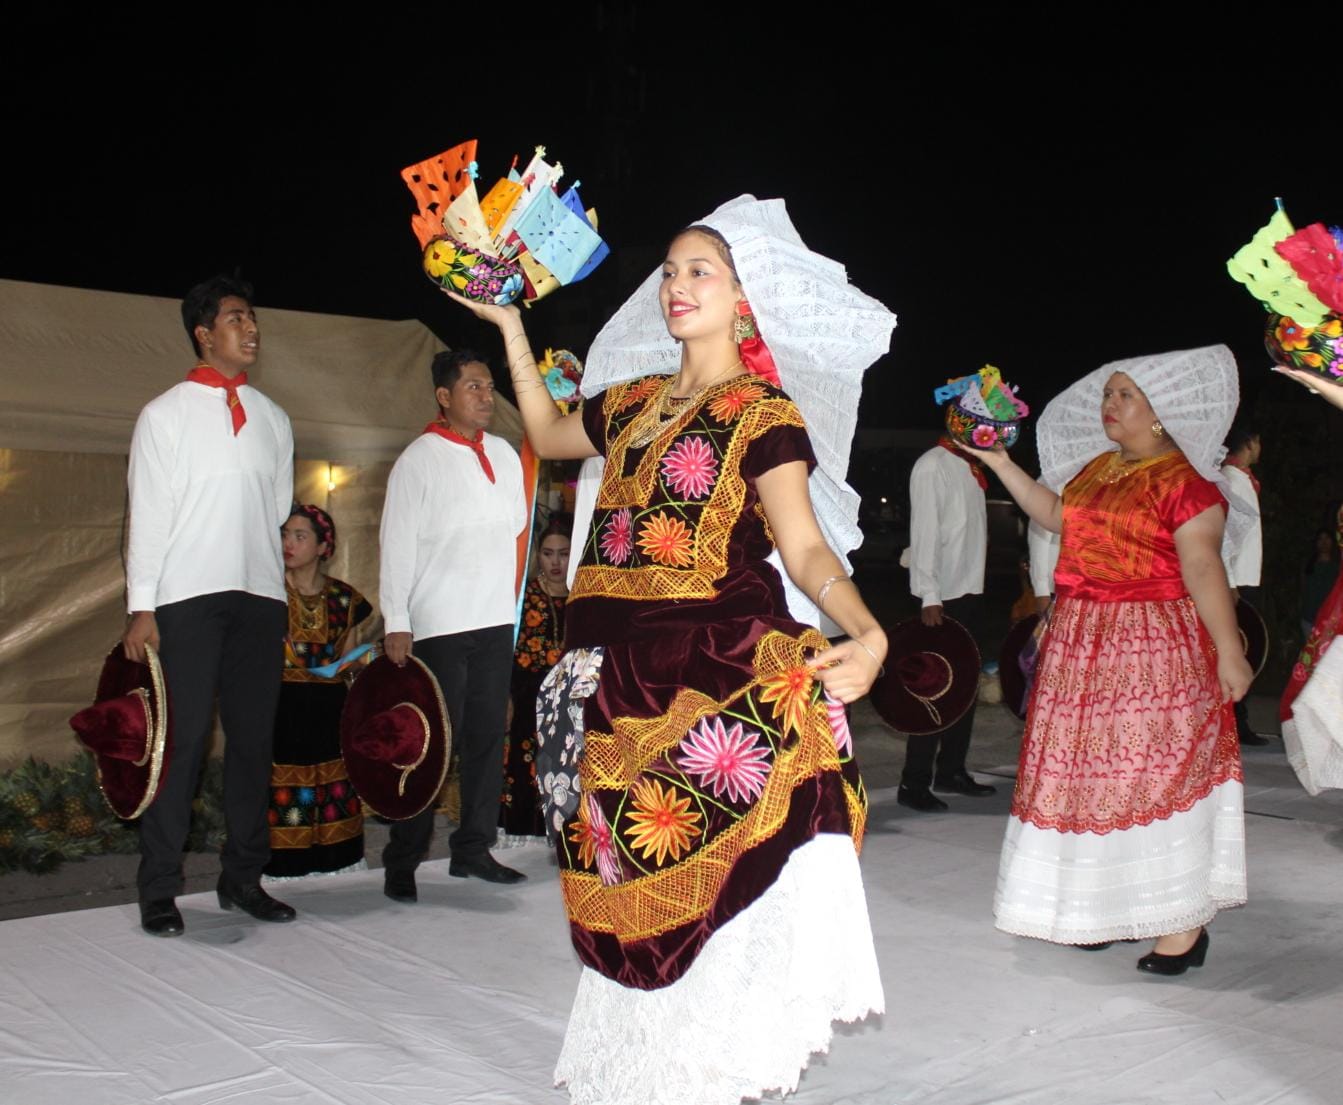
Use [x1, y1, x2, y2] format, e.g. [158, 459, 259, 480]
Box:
[1151, 421, 1165, 439]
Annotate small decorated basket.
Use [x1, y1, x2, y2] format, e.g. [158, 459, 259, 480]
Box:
[1229, 205, 1343, 386]
[935, 365, 1029, 450]
[402, 140, 608, 307]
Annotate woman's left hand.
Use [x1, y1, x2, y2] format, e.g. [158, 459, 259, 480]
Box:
[1217, 649, 1254, 704]
[809, 629, 887, 704]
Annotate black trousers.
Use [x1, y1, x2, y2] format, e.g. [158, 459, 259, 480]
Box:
[383, 624, 513, 872]
[1234, 584, 1260, 732]
[901, 593, 983, 790]
[138, 591, 287, 900]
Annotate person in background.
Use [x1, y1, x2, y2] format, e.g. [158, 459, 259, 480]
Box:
[378, 349, 528, 901]
[500, 514, 571, 839]
[264, 505, 374, 878]
[123, 274, 296, 936]
[1220, 424, 1268, 746]
[901, 422, 998, 812]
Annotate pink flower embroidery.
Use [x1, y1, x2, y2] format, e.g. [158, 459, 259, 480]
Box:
[600, 508, 633, 564]
[678, 715, 771, 803]
[971, 424, 998, 448]
[824, 690, 853, 757]
[661, 436, 719, 499]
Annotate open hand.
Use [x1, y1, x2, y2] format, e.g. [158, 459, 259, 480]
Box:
[1273, 365, 1343, 412]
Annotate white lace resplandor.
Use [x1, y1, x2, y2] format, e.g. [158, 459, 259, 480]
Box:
[567, 195, 898, 628]
[1035, 345, 1256, 550]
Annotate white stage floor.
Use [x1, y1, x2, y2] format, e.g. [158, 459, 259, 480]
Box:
[3, 757, 1341, 1105]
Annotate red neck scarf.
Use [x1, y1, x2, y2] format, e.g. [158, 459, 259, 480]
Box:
[1226, 456, 1260, 495]
[424, 421, 495, 483]
[187, 365, 248, 435]
[937, 436, 988, 490]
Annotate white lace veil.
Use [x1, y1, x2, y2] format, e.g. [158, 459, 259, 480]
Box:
[567, 195, 897, 629]
[1036, 345, 1254, 546]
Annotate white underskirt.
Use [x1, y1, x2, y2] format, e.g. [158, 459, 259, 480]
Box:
[554, 833, 884, 1105]
[994, 780, 1246, 944]
[1283, 637, 1343, 796]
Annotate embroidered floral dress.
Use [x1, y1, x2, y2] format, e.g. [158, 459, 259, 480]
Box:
[264, 579, 373, 877]
[540, 376, 881, 1105]
[1280, 506, 1343, 792]
[500, 576, 565, 837]
[994, 451, 1247, 942]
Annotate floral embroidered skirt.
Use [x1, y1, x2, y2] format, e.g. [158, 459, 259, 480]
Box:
[537, 622, 869, 990]
[264, 681, 364, 878]
[994, 595, 1246, 942]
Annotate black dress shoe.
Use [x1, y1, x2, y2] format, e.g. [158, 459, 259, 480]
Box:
[216, 875, 297, 922]
[448, 853, 527, 883]
[896, 786, 949, 813]
[384, 869, 418, 903]
[140, 898, 184, 937]
[1137, 929, 1209, 976]
[933, 770, 998, 797]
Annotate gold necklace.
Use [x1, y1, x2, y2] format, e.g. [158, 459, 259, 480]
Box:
[626, 361, 744, 449]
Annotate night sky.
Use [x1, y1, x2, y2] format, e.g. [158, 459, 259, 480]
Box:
[5, 8, 1335, 433]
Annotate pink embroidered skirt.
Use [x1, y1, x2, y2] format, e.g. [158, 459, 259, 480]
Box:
[994, 595, 1246, 943]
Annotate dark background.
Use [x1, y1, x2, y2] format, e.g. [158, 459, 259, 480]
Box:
[5, 6, 1339, 677]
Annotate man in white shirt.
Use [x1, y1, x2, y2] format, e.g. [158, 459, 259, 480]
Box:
[379, 350, 528, 899]
[901, 436, 997, 812]
[123, 275, 296, 936]
[1221, 424, 1268, 746]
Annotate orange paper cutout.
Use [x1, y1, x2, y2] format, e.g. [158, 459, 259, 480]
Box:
[400, 140, 479, 249]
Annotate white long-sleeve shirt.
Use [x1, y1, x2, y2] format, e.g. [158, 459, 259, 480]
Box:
[906, 445, 986, 608]
[1220, 464, 1262, 587]
[126, 379, 293, 612]
[1027, 520, 1061, 598]
[379, 431, 526, 640]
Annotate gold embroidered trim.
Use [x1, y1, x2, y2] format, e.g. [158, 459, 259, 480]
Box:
[561, 629, 866, 940]
[574, 395, 806, 604]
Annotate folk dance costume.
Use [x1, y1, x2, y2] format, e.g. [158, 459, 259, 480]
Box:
[995, 347, 1251, 944]
[128, 369, 293, 901]
[264, 576, 373, 876]
[379, 425, 527, 873]
[542, 196, 894, 1105]
[500, 576, 565, 838]
[902, 440, 988, 793]
[1280, 507, 1343, 794]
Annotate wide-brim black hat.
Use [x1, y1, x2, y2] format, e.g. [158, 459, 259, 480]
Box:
[998, 612, 1043, 721]
[69, 643, 171, 820]
[341, 655, 451, 820]
[871, 616, 981, 736]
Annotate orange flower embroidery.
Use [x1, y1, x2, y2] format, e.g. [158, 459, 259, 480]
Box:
[625, 778, 702, 866]
[637, 512, 694, 567]
[758, 665, 816, 738]
[615, 376, 664, 412]
[707, 381, 765, 423]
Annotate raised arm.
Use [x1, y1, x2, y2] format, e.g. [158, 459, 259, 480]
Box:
[1174, 504, 1252, 703]
[443, 292, 598, 460]
[967, 444, 1063, 533]
[756, 460, 887, 703]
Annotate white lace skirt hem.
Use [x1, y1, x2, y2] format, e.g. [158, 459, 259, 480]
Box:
[1283, 637, 1343, 796]
[994, 779, 1246, 944]
[554, 833, 884, 1105]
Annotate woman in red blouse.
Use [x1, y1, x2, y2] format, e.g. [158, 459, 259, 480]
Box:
[974, 350, 1251, 976]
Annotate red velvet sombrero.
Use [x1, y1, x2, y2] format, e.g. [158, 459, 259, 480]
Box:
[340, 655, 451, 821]
[871, 616, 981, 736]
[998, 612, 1043, 721]
[69, 643, 171, 820]
[1236, 597, 1269, 679]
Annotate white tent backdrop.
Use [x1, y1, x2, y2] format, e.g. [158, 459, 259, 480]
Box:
[0, 279, 522, 764]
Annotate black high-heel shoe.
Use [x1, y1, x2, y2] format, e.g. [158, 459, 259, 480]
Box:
[1136, 929, 1208, 976]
